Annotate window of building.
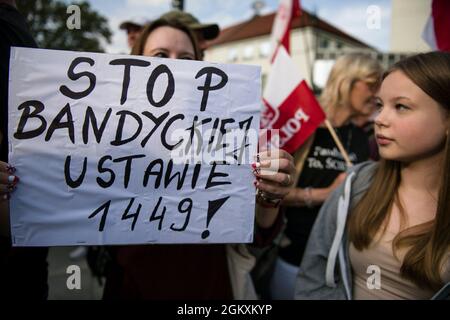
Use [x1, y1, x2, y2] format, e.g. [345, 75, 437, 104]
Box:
[388, 54, 395, 64]
[259, 42, 271, 58]
[319, 38, 329, 49]
[227, 48, 238, 62]
[243, 45, 255, 60]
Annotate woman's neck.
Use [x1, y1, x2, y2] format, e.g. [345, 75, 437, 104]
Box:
[400, 151, 444, 196]
[328, 105, 354, 127]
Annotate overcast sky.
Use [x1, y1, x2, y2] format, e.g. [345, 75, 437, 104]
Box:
[87, 0, 392, 54]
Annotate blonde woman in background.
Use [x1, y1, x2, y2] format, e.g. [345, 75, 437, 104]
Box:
[269, 53, 383, 299]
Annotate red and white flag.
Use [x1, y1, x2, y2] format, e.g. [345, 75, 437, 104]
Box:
[422, 0, 450, 51]
[262, 0, 325, 154]
[269, 0, 301, 61]
[262, 47, 325, 153]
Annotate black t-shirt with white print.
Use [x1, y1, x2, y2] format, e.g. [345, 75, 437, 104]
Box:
[279, 123, 370, 267]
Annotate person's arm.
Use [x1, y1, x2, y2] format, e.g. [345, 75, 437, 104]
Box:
[282, 187, 329, 207]
[255, 203, 279, 229]
[282, 172, 347, 208]
[0, 201, 9, 237]
[0, 161, 18, 237]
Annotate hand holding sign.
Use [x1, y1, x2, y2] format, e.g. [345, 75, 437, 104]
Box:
[253, 149, 295, 200]
[0, 161, 19, 201]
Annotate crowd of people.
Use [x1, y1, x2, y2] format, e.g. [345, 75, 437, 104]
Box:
[0, 0, 449, 300]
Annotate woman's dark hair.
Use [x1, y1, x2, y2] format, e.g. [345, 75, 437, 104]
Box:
[131, 18, 201, 60]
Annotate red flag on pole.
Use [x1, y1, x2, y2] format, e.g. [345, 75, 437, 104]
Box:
[262, 0, 326, 154]
[262, 47, 325, 153]
[422, 0, 450, 51]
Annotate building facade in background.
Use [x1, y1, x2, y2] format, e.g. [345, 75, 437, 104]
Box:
[205, 10, 375, 90]
[205, 2, 433, 91]
[390, 0, 431, 53]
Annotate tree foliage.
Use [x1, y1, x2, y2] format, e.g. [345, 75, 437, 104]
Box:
[17, 0, 112, 52]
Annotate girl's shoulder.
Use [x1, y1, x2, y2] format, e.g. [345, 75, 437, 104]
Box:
[349, 160, 377, 183]
[347, 161, 378, 200]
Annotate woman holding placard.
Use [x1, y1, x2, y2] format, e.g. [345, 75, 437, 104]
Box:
[94, 16, 295, 300]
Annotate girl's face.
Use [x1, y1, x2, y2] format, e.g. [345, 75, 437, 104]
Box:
[349, 80, 377, 116]
[143, 26, 196, 60]
[374, 70, 448, 162]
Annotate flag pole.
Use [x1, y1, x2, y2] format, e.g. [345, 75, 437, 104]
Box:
[324, 119, 353, 167]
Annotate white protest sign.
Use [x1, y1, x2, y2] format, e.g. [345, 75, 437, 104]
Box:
[8, 47, 261, 246]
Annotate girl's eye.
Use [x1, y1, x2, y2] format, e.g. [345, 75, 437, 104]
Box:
[180, 56, 194, 60]
[395, 104, 409, 111]
[153, 52, 168, 58]
[375, 101, 383, 110]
